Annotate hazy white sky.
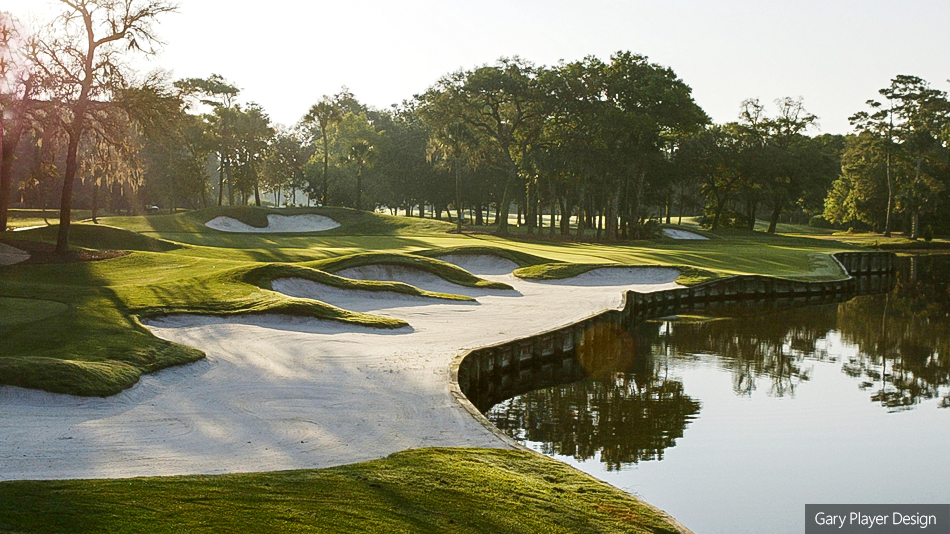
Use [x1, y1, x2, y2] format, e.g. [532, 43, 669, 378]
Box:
[6, 0, 950, 134]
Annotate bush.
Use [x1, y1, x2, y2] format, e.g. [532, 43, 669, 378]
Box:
[809, 215, 834, 229]
[699, 208, 752, 230]
[923, 225, 934, 242]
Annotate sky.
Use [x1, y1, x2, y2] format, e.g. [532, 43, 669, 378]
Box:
[5, 0, 950, 134]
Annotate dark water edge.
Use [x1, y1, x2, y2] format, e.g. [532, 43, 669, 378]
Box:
[481, 255, 950, 534]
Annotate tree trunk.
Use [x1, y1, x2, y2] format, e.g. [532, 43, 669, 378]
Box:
[767, 196, 783, 234]
[884, 151, 893, 237]
[455, 160, 462, 233]
[56, 128, 83, 254]
[91, 178, 99, 223]
[321, 130, 330, 206]
[217, 155, 224, 206]
[355, 165, 362, 212]
[712, 194, 725, 231]
[0, 127, 21, 232]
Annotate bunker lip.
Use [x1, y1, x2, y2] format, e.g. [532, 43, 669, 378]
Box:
[205, 214, 341, 233]
[0, 259, 682, 482]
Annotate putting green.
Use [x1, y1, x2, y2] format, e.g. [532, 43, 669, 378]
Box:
[0, 298, 69, 328]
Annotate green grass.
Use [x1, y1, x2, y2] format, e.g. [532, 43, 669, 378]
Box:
[308, 252, 513, 290]
[103, 206, 456, 239]
[412, 245, 552, 267]
[0, 448, 681, 534]
[514, 263, 722, 286]
[3, 208, 95, 229]
[1, 206, 868, 396]
[0, 297, 69, 328]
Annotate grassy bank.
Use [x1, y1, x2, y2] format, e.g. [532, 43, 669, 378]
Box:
[0, 448, 682, 534]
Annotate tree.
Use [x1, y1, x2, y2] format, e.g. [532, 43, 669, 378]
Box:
[174, 74, 240, 206]
[419, 57, 547, 234]
[0, 11, 42, 232]
[229, 103, 272, 206]
[427, 121, 475, 232]
[344, 139, 373, 212]
[304, 94, 344, 206]
[849, 76, 950, 238]
[31, 0, 177, 252]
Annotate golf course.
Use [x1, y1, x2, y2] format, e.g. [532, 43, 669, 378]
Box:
[0, 206, 877, 533]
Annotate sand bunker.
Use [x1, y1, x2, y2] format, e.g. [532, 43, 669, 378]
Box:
[272, 278, 472, 313]
[206, 214, 340, 233]
[0, 243, 29, 265]
[435, 254, 520, 276]
[662, 229, 708, 240]
[0, 266, 682, 481]
[335, 264, 516, 298]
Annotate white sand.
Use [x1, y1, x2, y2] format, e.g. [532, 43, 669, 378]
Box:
[0, 243, 29, 265]
[0, 259, 681, 481]
[662, 228, 708, 240]
[435, 254, 520, 276]
[206, 214, 340, 233]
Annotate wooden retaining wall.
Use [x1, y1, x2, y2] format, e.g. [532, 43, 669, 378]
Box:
[457, 251, 897, 413]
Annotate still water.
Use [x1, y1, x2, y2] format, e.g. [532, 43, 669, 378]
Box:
[486, 255, 950, 534]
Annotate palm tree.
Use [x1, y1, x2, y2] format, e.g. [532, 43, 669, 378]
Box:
[428, 122, 474, 233]
[305, 99, 343, 206]
[345, 140, 374, 212]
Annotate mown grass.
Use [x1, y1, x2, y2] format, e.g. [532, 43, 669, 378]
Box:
[1, 206, 865, 396]
[514, 263, 722, 286]
[0, 448, 682, 534]
[104, 206, 456, 239]
[308, 252, 513, 290]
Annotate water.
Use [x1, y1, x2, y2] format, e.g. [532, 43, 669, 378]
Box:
[486, 255, 950, 534]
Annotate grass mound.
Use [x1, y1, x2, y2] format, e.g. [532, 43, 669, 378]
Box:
[310, 252, 514, 290]
[412, 245, 552, 267]
[123, 264, 411, 330]
[240, 263, 474, 302]
[14, 223, 182, 252]
[102, 206, 456, 237]
[0, 448, 683, 534]
[514, 263, 721, 286]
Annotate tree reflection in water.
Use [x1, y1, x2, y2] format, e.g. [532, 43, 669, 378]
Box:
[489, 323, 701, 471]
[651, 255, 949, 410]
[486, 255, 949, 471]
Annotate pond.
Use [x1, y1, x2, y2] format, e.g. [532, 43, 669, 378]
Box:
[485, 255, 950, 534]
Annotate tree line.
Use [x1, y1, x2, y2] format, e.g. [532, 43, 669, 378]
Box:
[2, 1, 949, 253]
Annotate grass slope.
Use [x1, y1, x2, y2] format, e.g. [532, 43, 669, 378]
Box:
[103, 206, 456, 239]
[0, 448, 681, 534]
[514, 263, 722, 286]
[309, 252, 514, 290]
[412, 245, 552, 267]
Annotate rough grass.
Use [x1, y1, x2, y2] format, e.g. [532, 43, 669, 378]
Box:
[514, 263, 722, 286]
[0, 448, 682, 534]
